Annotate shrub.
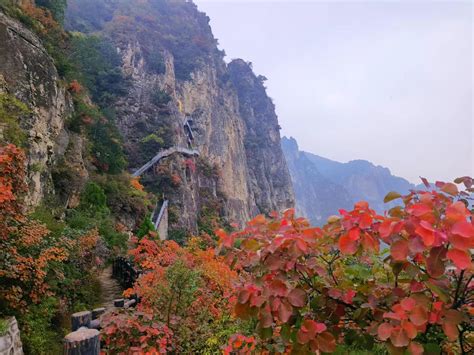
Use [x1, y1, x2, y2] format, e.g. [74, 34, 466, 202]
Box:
[151, 89, 171, 107]
[168, 228, 188, 246]
[0, 93, 29, 147]
[101, 310, 173, 353]
[144, 47, 166, 74]
[220, 177, 474, 354]
[103, 236, 244, 352]
[35, 0, 67, 24]
[94, 173, 149, 223]
[80, 182, 108, 213]
[0, 318, 8, 336]
[20, 297, 62, 355]
[136, 215, 156, 238]
[68, 34, 128, 108]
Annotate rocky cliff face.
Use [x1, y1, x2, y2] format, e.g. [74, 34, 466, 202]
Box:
[229, 60, 294, 216]
[1, 0, 294, 235]
[65, 0, 295, 232]
[0, 11, 87, 208]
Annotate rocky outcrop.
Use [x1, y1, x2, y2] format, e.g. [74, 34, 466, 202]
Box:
[68, 0, 296, 231]
[229, 60, 294, 215]
[0, 317, 23, 355]
[0, 11, 86, 208]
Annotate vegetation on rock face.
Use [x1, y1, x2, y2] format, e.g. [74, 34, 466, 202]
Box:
[0, 144, 104, 353]
[66, 0, 220, 80]
[67, 33, 129, 108]
[0, 93, 29, 147]
[34, 0, 67, 23]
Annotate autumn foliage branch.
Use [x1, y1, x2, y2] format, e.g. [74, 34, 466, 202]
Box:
[218, 177, 474, 354]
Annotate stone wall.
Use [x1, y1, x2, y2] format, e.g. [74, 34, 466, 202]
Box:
[0, 317, 23, 355]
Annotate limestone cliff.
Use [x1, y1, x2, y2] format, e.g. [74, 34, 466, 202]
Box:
[0, 0, 294, 237]
[65, 0, 294, 233]
[0, 11, 87, 209]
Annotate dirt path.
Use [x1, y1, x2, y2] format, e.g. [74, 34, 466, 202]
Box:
[98, 265, 122, 309]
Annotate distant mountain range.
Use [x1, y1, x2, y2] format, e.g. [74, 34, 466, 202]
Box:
[281, 137, 416, 225]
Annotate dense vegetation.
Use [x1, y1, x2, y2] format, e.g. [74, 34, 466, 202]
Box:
[0, 145, 105, 353]
[0, 1, 146, 352]
[66, 0, 221, 80]
[0, 1, 472, 354]
[100, 178, 474, 354]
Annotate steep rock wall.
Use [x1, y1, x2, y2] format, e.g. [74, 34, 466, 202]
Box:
[79, 0, 296, 231]
[0, 11, 87, 208]
[228, 59, 294, 215]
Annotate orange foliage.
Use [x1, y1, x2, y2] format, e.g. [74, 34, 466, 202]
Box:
[105, 235, 238, 352]
[0, 144, 27, 237]
[20, 1, 60, 34]
[2, 221, 69, 308]
[68, 80, 83, 94]
[130, 177, 144, 191]
[0, 144, 100, 312]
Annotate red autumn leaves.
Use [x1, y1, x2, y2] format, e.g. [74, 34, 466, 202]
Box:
[297, 320, 335, 353]
[220, 178, 473, 353]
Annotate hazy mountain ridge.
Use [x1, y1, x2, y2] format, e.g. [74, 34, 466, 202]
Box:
[282, 136, 415, 224]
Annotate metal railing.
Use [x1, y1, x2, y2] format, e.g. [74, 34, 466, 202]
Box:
[151, 199, 169, 230]
[132, 146, 199, 177]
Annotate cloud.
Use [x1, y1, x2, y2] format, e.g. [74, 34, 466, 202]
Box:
[195, 0, 473, 183]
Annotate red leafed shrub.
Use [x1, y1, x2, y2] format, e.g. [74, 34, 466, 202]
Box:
[170, 173, 182, 186]
[68, 80, 83, 94]
[0, 144, 27, 234]
[0, 145, 101, 312]
[103, 236, 239, 353]
[223, 333, 257, 354]
[130, 177, 145, 191]
[101, 309, 173, 354]
[219, 177, 474, 354]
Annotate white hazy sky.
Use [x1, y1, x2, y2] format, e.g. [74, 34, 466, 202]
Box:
[194, 0, 473, 184]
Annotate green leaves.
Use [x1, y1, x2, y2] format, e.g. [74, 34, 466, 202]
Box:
[384, 191, 402, 203]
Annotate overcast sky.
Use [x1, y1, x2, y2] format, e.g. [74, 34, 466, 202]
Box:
[194, 0, 473, 184]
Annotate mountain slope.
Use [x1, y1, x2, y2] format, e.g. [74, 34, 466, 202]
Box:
[281, 137, 352, 225]
[282, 137, 415, 224]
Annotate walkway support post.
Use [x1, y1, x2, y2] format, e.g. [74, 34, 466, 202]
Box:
[63, 328, 100, 355]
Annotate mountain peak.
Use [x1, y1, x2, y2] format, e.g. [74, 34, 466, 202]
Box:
[282, 137, 415, 224]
